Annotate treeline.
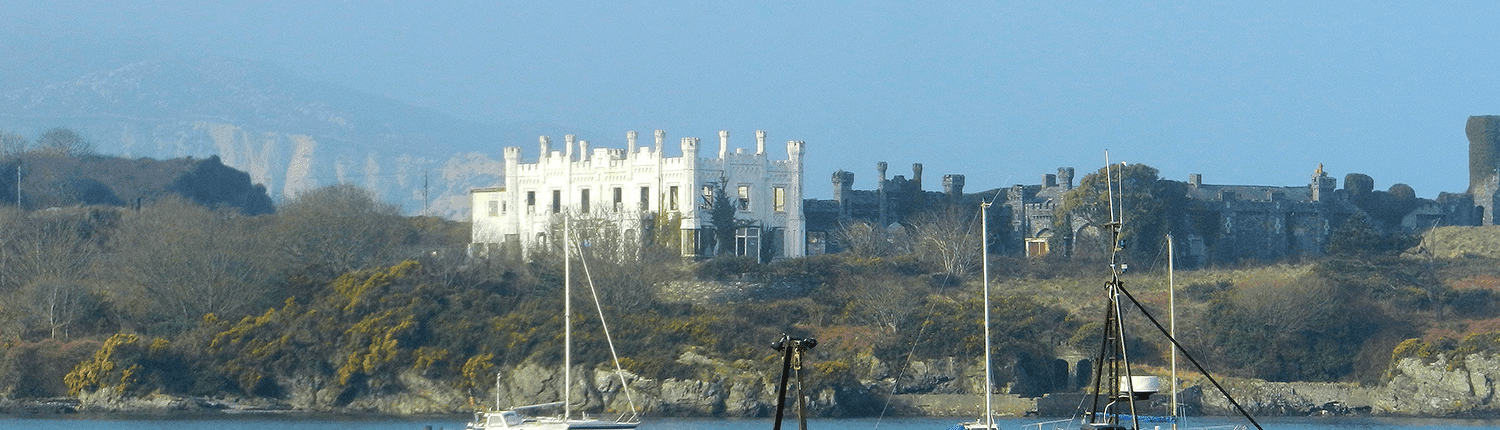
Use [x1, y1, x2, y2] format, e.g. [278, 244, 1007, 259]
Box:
[0, 183, 466, 397]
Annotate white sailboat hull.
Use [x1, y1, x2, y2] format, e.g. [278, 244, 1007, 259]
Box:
[468, 411, 640, 430]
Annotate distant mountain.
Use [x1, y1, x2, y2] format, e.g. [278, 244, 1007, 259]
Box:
[0, 44, 516, 219]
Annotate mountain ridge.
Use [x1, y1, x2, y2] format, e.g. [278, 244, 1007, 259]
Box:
[0, 47, 516, 218]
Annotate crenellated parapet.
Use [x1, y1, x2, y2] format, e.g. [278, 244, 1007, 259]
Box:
[471, 129, 809, 261]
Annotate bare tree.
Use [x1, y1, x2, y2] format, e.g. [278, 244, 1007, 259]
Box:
[908, 205, 983, 278]
[273, 184, 408, 277]
[107, 197, 276, 321]
[33, 128, 95, 157]
[9, 208, 108, 286]
[20, 277, 98, 339]
[833, 220, 910, 257]
[0, 132, 28, 158]
[844, 277, 922, 333]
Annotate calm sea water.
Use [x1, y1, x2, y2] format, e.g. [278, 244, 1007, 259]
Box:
[1, 416, 1498, 430]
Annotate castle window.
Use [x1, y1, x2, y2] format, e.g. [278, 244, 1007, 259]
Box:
[580, 189, 590, 214]
[774, 187, 785, 212]
[551, 190, 561, 214]
[526, 191, 536, 214]
[669, 186, 679, 211]
[640, 186, 650, 211]
[735, 226, 761, 262]
[702, 186, 714, 210]
[613, 187, 623, 212]
[737, 185, 751, 211]
[488, 200, 499, 217]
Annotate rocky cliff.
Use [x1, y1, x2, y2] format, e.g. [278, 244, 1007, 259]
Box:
[0, 53, 524, 218]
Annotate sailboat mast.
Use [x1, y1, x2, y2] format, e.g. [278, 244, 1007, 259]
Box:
[1168, 234, 1177, 430]
[981, 201, 992, 430]
[564, 215, 572, 421]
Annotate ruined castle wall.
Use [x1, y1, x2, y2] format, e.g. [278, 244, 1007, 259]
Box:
[1468, 115, 1500, 225]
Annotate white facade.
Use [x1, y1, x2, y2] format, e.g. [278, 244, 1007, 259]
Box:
[470, 130, 805, 260]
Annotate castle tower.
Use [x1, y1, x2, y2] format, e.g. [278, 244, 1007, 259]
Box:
[1469, 115, 1500, 225]
[833, 171, 854, 220]
[627, 131, 638, 155]
[1310, 164, 1337, 202]
[913, 163, 923, 191]
[943, 174, 965, 199]
[1058, 167, 1075, 190]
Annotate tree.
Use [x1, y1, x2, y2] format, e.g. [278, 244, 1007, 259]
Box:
[0, 132, 28, 158]
[907, 204, 982, 278]
[1055, 163, 1190, 267]
[833, 220, 906, 258]
[20, 277, 100, 339]
[107, 197, 278, 324]
[33, 128, 95, 157]
[273, 184, 408, 277]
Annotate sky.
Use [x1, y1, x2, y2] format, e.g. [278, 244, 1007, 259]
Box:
[10, 1, 1500, 199]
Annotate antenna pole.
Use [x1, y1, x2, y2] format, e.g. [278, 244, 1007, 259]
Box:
[1105, 151, 1116, 224]
[564, 213, 572, 421]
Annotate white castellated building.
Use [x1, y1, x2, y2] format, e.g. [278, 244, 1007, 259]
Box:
[470, 130, 806, 261]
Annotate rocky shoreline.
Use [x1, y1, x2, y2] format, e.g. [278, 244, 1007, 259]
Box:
[22, 352, 1500, 419]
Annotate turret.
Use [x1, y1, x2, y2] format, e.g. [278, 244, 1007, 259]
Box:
[944, 174, 965, 199]
[627, 131, 638, 155]
[578, 139, 590, 162]
[1468, 115, 1500, 225]
[539, 136, 551, 159]
[565, 134, 576, 161]
[1310, 164, 1336, 202]
[654, 130, 665, 155]
[833, 171, 854, 202]
[756, 130, 766, 155]
[719, 130, 729, 159]
[681, 137, 700, 165]
[1058, 167, 1075, 190]
[787, 140, 804, 162]
[913, 163, 923, 191]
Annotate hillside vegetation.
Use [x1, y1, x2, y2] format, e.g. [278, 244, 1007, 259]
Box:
[1, 152, 1500, 415]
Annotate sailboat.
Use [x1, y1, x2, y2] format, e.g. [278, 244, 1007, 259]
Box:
[1077, 159, 1261, 430]
[468, 216, 641, 430]
[954, 201, 999, 430]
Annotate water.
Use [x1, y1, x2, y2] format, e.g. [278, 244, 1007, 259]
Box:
[0, 416, 1498, 430]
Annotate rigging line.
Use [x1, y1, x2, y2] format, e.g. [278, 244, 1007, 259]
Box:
[1113, 284, 1264, 430]
[871, 204, 985, 429]
[572, 237, 641, 421]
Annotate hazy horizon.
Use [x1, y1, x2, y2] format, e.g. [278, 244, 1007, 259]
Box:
[8, 1, 1500, 200]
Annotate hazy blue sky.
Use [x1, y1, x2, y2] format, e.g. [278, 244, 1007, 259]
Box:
[10, 1, 1500, 198]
